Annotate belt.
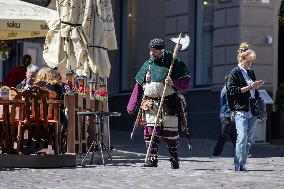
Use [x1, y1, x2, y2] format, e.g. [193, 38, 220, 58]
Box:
[145, 96, 160, 101]
[89, 45, 108, 51]
[61, 21, 82, 27]
[145, 93, 176, 101]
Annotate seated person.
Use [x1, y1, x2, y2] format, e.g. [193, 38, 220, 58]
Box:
[3, 54, 32, 87]
[51, 69, 68, 153]
[16, 64, 40, 90]
[34, 67, 65, 152]
[51, 69, 65, 100]
[34, 67, 64, 100]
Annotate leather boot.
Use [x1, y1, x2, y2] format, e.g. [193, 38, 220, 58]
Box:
[170, 158, 179, 169]
[143, 139, 159, 167]
[142, 155, 158, 167]
[167, 143, 179, 169]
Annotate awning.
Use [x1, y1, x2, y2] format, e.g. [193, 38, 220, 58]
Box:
[0, 0, 59, 40]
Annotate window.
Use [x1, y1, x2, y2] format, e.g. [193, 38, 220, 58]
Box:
[120, 0, 137, 91]
[195, 0, 214, 86]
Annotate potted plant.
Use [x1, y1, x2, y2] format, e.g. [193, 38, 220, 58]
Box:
[0, 41, 9, 60]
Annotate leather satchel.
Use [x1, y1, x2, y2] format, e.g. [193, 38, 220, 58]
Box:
[140, 99, 153, 111]
[249, 97, 266, 119]
[256, 97, 266, 120]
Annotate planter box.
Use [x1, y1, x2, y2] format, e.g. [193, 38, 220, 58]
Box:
[64, 95, 106, 153]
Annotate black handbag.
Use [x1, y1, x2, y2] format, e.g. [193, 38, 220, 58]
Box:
[249, 97, 266, 119]
[256, 97, 266, 120]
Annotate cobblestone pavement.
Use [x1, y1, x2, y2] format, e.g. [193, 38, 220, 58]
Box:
[0, 157, 283, 189]
[0, 131, 284, 189]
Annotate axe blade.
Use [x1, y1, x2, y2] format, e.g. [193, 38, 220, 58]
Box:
[170, 34, 190, 50]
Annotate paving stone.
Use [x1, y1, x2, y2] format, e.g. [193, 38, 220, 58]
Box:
[0, 131, 284, 188]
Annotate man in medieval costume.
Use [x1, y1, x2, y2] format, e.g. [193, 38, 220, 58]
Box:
[127, 38, 191, 169]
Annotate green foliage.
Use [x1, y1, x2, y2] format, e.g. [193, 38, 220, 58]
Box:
[280, 1, 284, 27]
[0, 42, 9, 60]
[275, 81, 284, 111]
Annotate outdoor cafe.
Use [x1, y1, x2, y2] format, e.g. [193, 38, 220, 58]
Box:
[0, 0, 119, 168]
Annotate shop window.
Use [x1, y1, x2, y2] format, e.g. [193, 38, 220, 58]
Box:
[195, 0, 213, 86]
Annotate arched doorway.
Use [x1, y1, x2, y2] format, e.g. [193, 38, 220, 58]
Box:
[279, 1, 284, 86]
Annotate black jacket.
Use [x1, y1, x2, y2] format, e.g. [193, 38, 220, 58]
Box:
[34, 81, 64, 100]
[226, 66, 259, 112]
[16, 79, 28, 90]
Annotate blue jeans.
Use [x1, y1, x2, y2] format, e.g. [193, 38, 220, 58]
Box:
[234, 112, 257, 166]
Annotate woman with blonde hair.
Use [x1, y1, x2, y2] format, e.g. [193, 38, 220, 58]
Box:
[227, 42, 264, 171]
[34, 67, 64, 100]
[33, 67, 64, 151]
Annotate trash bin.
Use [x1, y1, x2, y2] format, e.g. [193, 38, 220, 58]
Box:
[254, 90, 273, 143]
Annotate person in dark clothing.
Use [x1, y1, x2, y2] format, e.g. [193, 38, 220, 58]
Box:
[227, 42, 264, 172]
[16, 64, 40, 90]
[212, 76, 237, 156]
[3, 54, 32, 87]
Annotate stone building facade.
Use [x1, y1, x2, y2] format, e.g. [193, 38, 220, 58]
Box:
[107, 0, 284, 141]
[2, 0, 282, 141]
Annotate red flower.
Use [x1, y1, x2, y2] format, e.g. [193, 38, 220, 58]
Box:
[64, 85, 70, 90]
[72, 84, 78, 90]
[92, 89, 109, 100]
[93, 89, 100, 95]
[100, 90, 108, 96]
[84, 88, 90, 93]
[78, 86, 84, 93]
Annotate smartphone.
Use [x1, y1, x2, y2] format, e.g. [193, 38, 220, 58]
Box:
[259, 80, 265, 85]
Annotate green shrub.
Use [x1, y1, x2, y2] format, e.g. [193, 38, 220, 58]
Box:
[275, 81, 284, 111]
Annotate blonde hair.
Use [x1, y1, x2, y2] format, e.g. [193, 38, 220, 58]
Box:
[237, 42, 256, 63]
[35, 67, 60, 85]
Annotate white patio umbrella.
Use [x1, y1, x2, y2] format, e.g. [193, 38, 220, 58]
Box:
[0, 0, 59, 40]
[83, 0, 118, 148]
[83, 0, 117, 78]
[43, 0, 88, 72]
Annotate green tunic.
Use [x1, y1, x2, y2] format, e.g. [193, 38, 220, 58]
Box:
[135, 51, 189, 85]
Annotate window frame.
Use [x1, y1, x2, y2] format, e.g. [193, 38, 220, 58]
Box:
[194, 0, 214, 87]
